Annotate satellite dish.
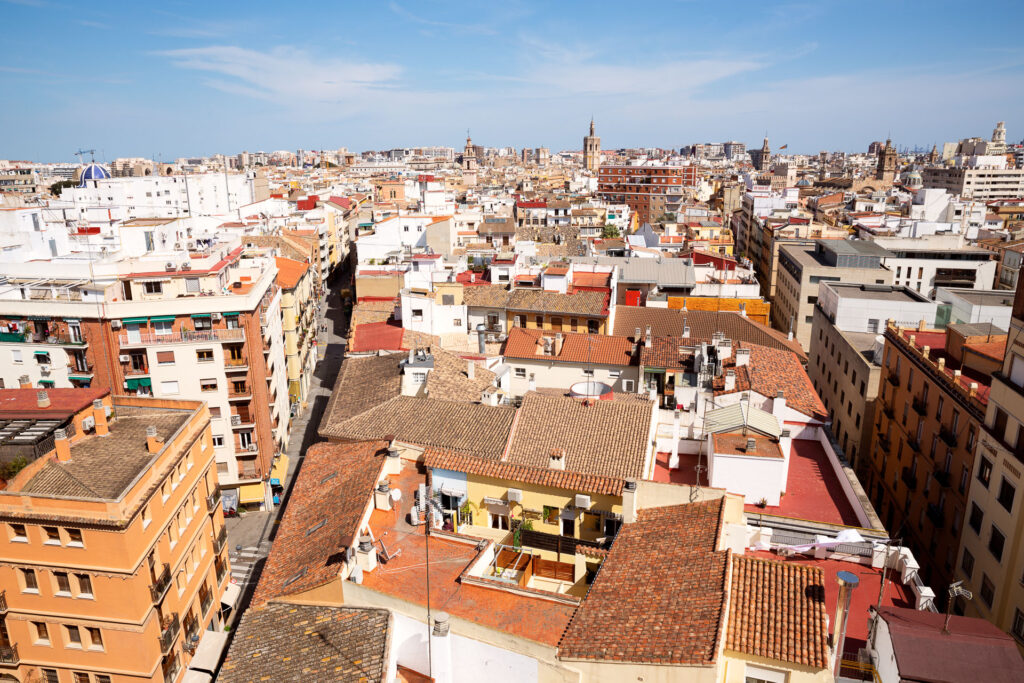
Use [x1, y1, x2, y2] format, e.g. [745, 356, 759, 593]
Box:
[390, 488, 402, 502]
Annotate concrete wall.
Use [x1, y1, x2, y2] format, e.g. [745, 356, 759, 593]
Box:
[505, 358, 638, 396]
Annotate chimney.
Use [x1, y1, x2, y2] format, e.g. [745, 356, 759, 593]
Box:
[739, 302, 747, 317]
[554, 332, 564, 355]
[832, 571, 861, 677]
[384, 446, 403, 476]
[918, 319, 927, 332]
[724, 370, 736, 391]
[644, 325, 652, 348]
[92, 399, 109, 437]
[528, 373, 536, 393]
[18, 374, 30, 389]
[745, 437, 757, 452]
[909, 334, 916, 348]
[622, 479, 638, 523]
[429, 611, 454, 683]
[969, 382, 979, 398]
[634, 326, 641, 341]
[37, 390, 50, 409]
[374, 479, 392, 511]
[670, 408, 682, 469]
[735, 347, 751, 367]
[953, 369, 962, 382]
[773, 390, 786, 419]
[549, 448, 566, 470]
[467, 360, 475, 380]
[476, 323, 486, 354]
[355, 535, 378, 573]
[922, 345, 930, 359]
[682, 316, 690, 338]
[408, 347, 415, 363]
[937, 357, 946, 372]
[145, 425, 163, 454]
[54, 428, 71, 462]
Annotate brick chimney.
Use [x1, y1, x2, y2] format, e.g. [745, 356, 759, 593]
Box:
[18, 375, 30, 389]
[54, 428, 71, 462]
[92, 399, 109, 437]
[37, 390, 50, 409]
[549, 447, 566, 470]
[146, 426, 163, 454]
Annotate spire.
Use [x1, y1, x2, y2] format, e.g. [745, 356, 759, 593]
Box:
[589, 118, 595, 136]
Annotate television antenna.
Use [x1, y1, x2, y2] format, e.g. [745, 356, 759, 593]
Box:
[943, 580, 973, 634]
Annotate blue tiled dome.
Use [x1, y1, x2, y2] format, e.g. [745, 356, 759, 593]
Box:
[78, 163, 111, 186]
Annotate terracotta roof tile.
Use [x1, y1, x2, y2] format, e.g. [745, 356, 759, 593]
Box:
[507, 289, 608, 317]
[726, 555, 830, 669]
[0, 387, 107, 420]
[462, 284, 512, 309]
[559, 499, 728, 664]
[220, 603, 390, 682]
[274, 256, 309, 289]
[502, 328, 635, 366]
[319, 355, 403, 431]
[250, 440, 388, 607]
[423, 448, 624, 496]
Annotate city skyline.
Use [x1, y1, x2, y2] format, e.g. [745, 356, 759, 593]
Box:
[2, 0, 1023, 161]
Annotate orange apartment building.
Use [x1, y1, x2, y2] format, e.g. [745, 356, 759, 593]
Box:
[597, 165, 699, 224]
[0, 390, 229, 683]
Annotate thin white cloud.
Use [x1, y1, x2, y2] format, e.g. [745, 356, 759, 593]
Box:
[388, 1, 497, 35]
[77, 19, 109, 30]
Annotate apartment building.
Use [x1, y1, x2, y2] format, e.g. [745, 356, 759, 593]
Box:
[597, 165, 699, 224]
[0, 392, 229, 683]
[0, 246, 290, 509]
[956, 278, 1024, 642]
[274, 257, 316, 407]
[869, 322, 1001, 592]
[774, 240, 893, 348]
[876, 234, 997, 297]
[922, 165, 1024, 200]
[808, 283, 938, 474]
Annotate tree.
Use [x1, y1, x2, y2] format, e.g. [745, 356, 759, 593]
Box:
[49, 180, 76, 196]
[600, 224, 620, 239]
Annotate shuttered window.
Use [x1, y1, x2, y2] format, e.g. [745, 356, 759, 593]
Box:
[156, 351, 175, 365]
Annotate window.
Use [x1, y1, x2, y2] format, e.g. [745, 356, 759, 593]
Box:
[77, 574, 93, 597]
[200, 379, 218, 392]
[196, 348, 214, 362]
[961, 548, 975, 579]
[561, 516, 574, 537]
[153, 319, 173, 336]
[623, 379, 635, 392]
[160, 380, 180, 395]
[978, 456, 993, 488]
[66, 624, 82, 647]
[411, 372, 426, 386]
[588, 320, 599, 334]
[212, 434, 225, 447]
[514, 368, 526, 378]
[960, 465, 969, 494]
[998, 478, 1016, 512]
[35, 352, 51, 365]
[488, 511, 509, 530]
[43, 526, 61, 545]
[570, 318, 578, 332]
[11, 349, 22, 363]
[411, 308, 423, 321]
[66, 528, 83, 546]
[989, 526, 1006, 562]
[535, 315, 544, 327]
[969, 503, 983, 533]
[9, 523, 26, 542]
[73, 673, 90, 683]
[32, 621, 50, 644]
[980, 574, 995, 607]
[143, 281, 163, 295]
[54, 571, 71, 595]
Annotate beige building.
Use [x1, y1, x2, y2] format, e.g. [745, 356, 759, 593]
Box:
[582, 119, 600, 172]
[274, 257, 316, 407]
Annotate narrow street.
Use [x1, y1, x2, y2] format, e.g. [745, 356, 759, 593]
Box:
[222, 273, 350, 617]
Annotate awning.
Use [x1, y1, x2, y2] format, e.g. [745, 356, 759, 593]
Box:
[221, 487, 238, 511]
[27, 315, 50, 321]
[223, 312, 240, 317]
[221, 582, 241, 611]
[38, 380, 54, 387]
[269, 453, 289, 484]
[125, 377, 151, 390]
[33, 350, 51, 356]
[187, 631, 229, 675]
[68, 375, 92, 381]
[190, 313, 211, 319]
[238, 482, 266, 504]
[121, 317, 148, 324]
[149, 315, 176, 323]
[644, 368, 666, 374]
[482, 496, 504, 506]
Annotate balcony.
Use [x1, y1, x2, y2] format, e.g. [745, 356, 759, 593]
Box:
[206, 486, 222, 513]
[934, 469, 952, 488]
[150, 563, 172, 604]
[215, 558, 228, 584]
[926, 503, 945, 528]
[213, 525, 228, 554]
[0, 644, 18, 666]
[907, 436, 923, 454]
[0, 590, 6, 613]
[227, 384, 252, 401]
[878, 433, 892, 452]
[940, 426, 958, 447]
[886, 373, 901, 388]
[159, 613, 181, 655]
[901, 467, 918, 490]
[912, 396, 928, 416]
[119, 328, 245, 347]
[224, 356, 249, 372]
[882, 402, 895, 419]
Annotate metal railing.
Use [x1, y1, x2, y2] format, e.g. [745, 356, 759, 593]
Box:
[213, 526, 228, 554]
[940, 425, 958, 447]
[901, 466, 918, 490]
[224, 356, 248, 368]
[934, 469, 952, 488]
[159, 613, 180, 654]
[0, 644, 18, 666]
[215, 559, 227, 584]
[912, 396, 928, 416]
[0, 590, 6, 613]
[119, 328, 245, 346]
[150, 563, 172, 604]
[206, 486, 222, 513]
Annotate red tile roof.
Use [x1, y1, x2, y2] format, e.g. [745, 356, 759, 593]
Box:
[349, 322, 405, 353]
[0, 388, 107, 419]
[501, 327, 635, 366]
[423, 448, 624, 496]
[559, 499, 729, 664]
[714, 344, 827, 422]
[251, 440, 388, 607]
[274, 256, 309, 289]
[726, 555, 830, 669]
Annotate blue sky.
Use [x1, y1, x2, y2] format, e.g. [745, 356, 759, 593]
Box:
[2, 0, 1023, 161]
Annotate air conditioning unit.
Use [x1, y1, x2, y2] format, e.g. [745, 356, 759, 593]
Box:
[165, 262, 176, 271]
[81, 415, 95, 431]
[246, 444, 258, 452]
[39, 365, 51, 375]
[507, 488, 523, 503]
[575, 494, 592, 509]
[110, 320, 122, 329]
[211, 312, 222, 321]
[119, 354, 131, 363]
[230, 415, 242, 426]
[181, 263, 192, 271]
[174, 243, 182, 250]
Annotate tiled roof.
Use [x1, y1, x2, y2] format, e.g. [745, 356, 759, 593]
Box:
[559, 499, 729, 664]
[506, 289, 608, 316]
[0, 387, 107, 420]
[219, 603, 390, 683]
[251, 441, 387, 607]
[714, 344, 827, 422]
[274, 256, 309, 289]
[423, 448, 623, 496]
[21, 411, 192, 500]
[425, 348, 496, 402]
[462, 284, 512, 308]
[319, 355, 403, 431]
[321, 396, 515, 459]
[726, 555, 829, 669]
[502, 327, 635, 366]
[614, 308, 805, 360]
[505, 392, 652, 478]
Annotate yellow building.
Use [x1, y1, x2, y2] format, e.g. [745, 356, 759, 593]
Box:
[274, 257, 315, 406]
[0, 391, 229, 683]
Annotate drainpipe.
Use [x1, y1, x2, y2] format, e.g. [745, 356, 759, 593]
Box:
[833, 570, 860, 677]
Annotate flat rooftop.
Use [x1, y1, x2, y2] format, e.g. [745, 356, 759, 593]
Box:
[829, 283, 931, 303]
[940, 288, 1015, 307]
[15, 409, 192, 500]
[360, 464, 577, 647]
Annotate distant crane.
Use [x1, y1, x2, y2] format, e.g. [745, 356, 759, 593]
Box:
[74, 149, 96, 164]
